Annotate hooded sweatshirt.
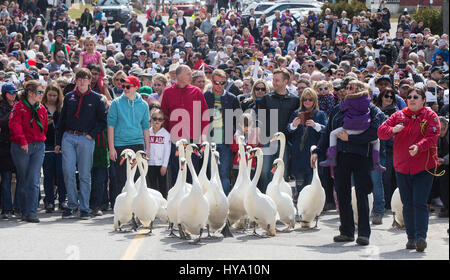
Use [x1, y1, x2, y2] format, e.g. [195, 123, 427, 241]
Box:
[107, 93, 150, 147]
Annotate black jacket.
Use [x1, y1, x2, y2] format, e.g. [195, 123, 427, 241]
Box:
[56, 89, 107, 145]
[0, 99, 15, 171]
[258, 91, 300, 137]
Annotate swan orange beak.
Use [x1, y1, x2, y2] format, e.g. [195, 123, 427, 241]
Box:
[119, 156, 126, 166]
[271, 164, 277, 174]
[131, 159, 137, 168]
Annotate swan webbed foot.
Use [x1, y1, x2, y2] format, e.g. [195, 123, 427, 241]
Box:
[221, 220, 234, 238]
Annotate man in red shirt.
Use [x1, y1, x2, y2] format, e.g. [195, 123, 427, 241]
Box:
[160, 65, 209, 186]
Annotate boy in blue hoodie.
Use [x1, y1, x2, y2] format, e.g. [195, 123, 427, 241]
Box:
[107, 76, 150, 207]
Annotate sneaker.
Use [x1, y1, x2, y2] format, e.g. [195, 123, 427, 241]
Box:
[62, 209, 76, 219]
[356, 236, 370, 246]
[45, 203, 55, 213]
[438, 208, 449, 218]
[58, 202, 69, 211]
[80, 211, 91, 220]
[372, 214, 383, 225]
[91, 209, 103, 217]
[416, 238, 427, 252]
[24, 216, 40, 223]
[1, 210, 11, 220]
[406, 239, 416, 250]
[333, 234, 355, 242]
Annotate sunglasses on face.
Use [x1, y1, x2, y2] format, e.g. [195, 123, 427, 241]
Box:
[214, 81, 226, 86]
[152, 117, 164, 122]
[7, 91, 17, 95]
[318, 87, 328, 91]
[407, 95, 420, 100]
[124, 85, 134, 89]
[303, 98, 314, 102]
[254, 87, 266, 91]
[383, 95, 394, 99]
[37, 90, 43, 95]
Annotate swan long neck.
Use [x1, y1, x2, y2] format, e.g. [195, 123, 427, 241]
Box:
[251, 151, 263, 192]
[136, 154, 147, 191]
[186, 146, 201, 194]
[201, 143, 210, 173]
[278, 134, 285, 160]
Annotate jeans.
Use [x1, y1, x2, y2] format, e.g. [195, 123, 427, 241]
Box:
[334, 152, 372, 238]
[43, 144, 66, 206]
[1, 171, 12, 211]
[383, 150, 396, 209]
[370, 154, 386, 215]
[91, 167, 107, 210]
[293, 170, 313, 194]
[61, 133, 95, 214]
[10, 142, 45, 218]
[215, 144, 233, 195]
[395, 170, 434, 240]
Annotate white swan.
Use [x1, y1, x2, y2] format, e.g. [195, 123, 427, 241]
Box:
[131, 151, 159, 234]
[244, 148, 277, 237]
[113, 149, 138, 231]
[351, 186, 374, 226]
[268, 158, 296, 231]
[168, 139, 191, 202]
[205, 149, 233, 237]
[270, 132, 292, 198]
[198, 141, 211, 194]
[228, 135, 250, 228]
[177, 144, 210, 243]
[296, 145, 326, 228]
[391, 188, 404, 228]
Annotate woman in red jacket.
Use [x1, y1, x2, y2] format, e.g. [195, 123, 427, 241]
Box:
[378, 87, 441, 253]
[9, 80, 47, 223]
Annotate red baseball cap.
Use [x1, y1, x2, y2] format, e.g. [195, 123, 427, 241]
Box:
[124, 75, 140, 88]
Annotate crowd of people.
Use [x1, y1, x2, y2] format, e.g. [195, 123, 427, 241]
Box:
[0, 0, 448, 251]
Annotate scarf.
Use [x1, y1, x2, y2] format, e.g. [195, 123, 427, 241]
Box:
[402, 106, 425, 135]
[75, 87, 92, 119]
[23, 99, 43, 134]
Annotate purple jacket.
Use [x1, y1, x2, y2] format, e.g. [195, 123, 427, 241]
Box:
[339, 93, 371, 131]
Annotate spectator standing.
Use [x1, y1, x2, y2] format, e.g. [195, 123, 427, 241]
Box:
[0, 83, 18, 219]
[41, 82, 66, 213]
[55, 68, 107, 220]
[107, 75, 150, 206]
[9, 80, 47, 223]
[378, 87, 441, 252]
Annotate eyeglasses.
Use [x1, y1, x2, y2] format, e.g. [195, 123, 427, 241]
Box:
[407, 95, 420, 100]
[36, 90, 43, 95]
[57, 56, 65, 59]
[318, 87, 328, 91]
[205, 71, 212, 74]
[7, 91, 17, 95]
[254, 87, 266, 91]
[152, 117, 164, 122]
[40, 73, 49, 76]
[303, 98, 314, 102]
[124, 85, 134, 89]
[307, 65, 314, 68]
[383, 95, 394, 99]
[213, 81, 226, 86]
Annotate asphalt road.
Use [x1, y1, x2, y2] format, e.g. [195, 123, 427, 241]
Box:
[0, 204, 447, 260]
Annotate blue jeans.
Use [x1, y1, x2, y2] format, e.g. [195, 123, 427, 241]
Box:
[61, 133, 95, 214]
[1, 171, 13, 211]
[91, 167, 107, 210]
[370, 153, 386, 216]
[43, 144, 66, 206]
[395, 170, 434, 240]
[215, 144, 233, 195]
[10, 142, 45, 218]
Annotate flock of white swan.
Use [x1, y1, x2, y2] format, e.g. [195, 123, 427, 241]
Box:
[113, 132, 405, 243]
